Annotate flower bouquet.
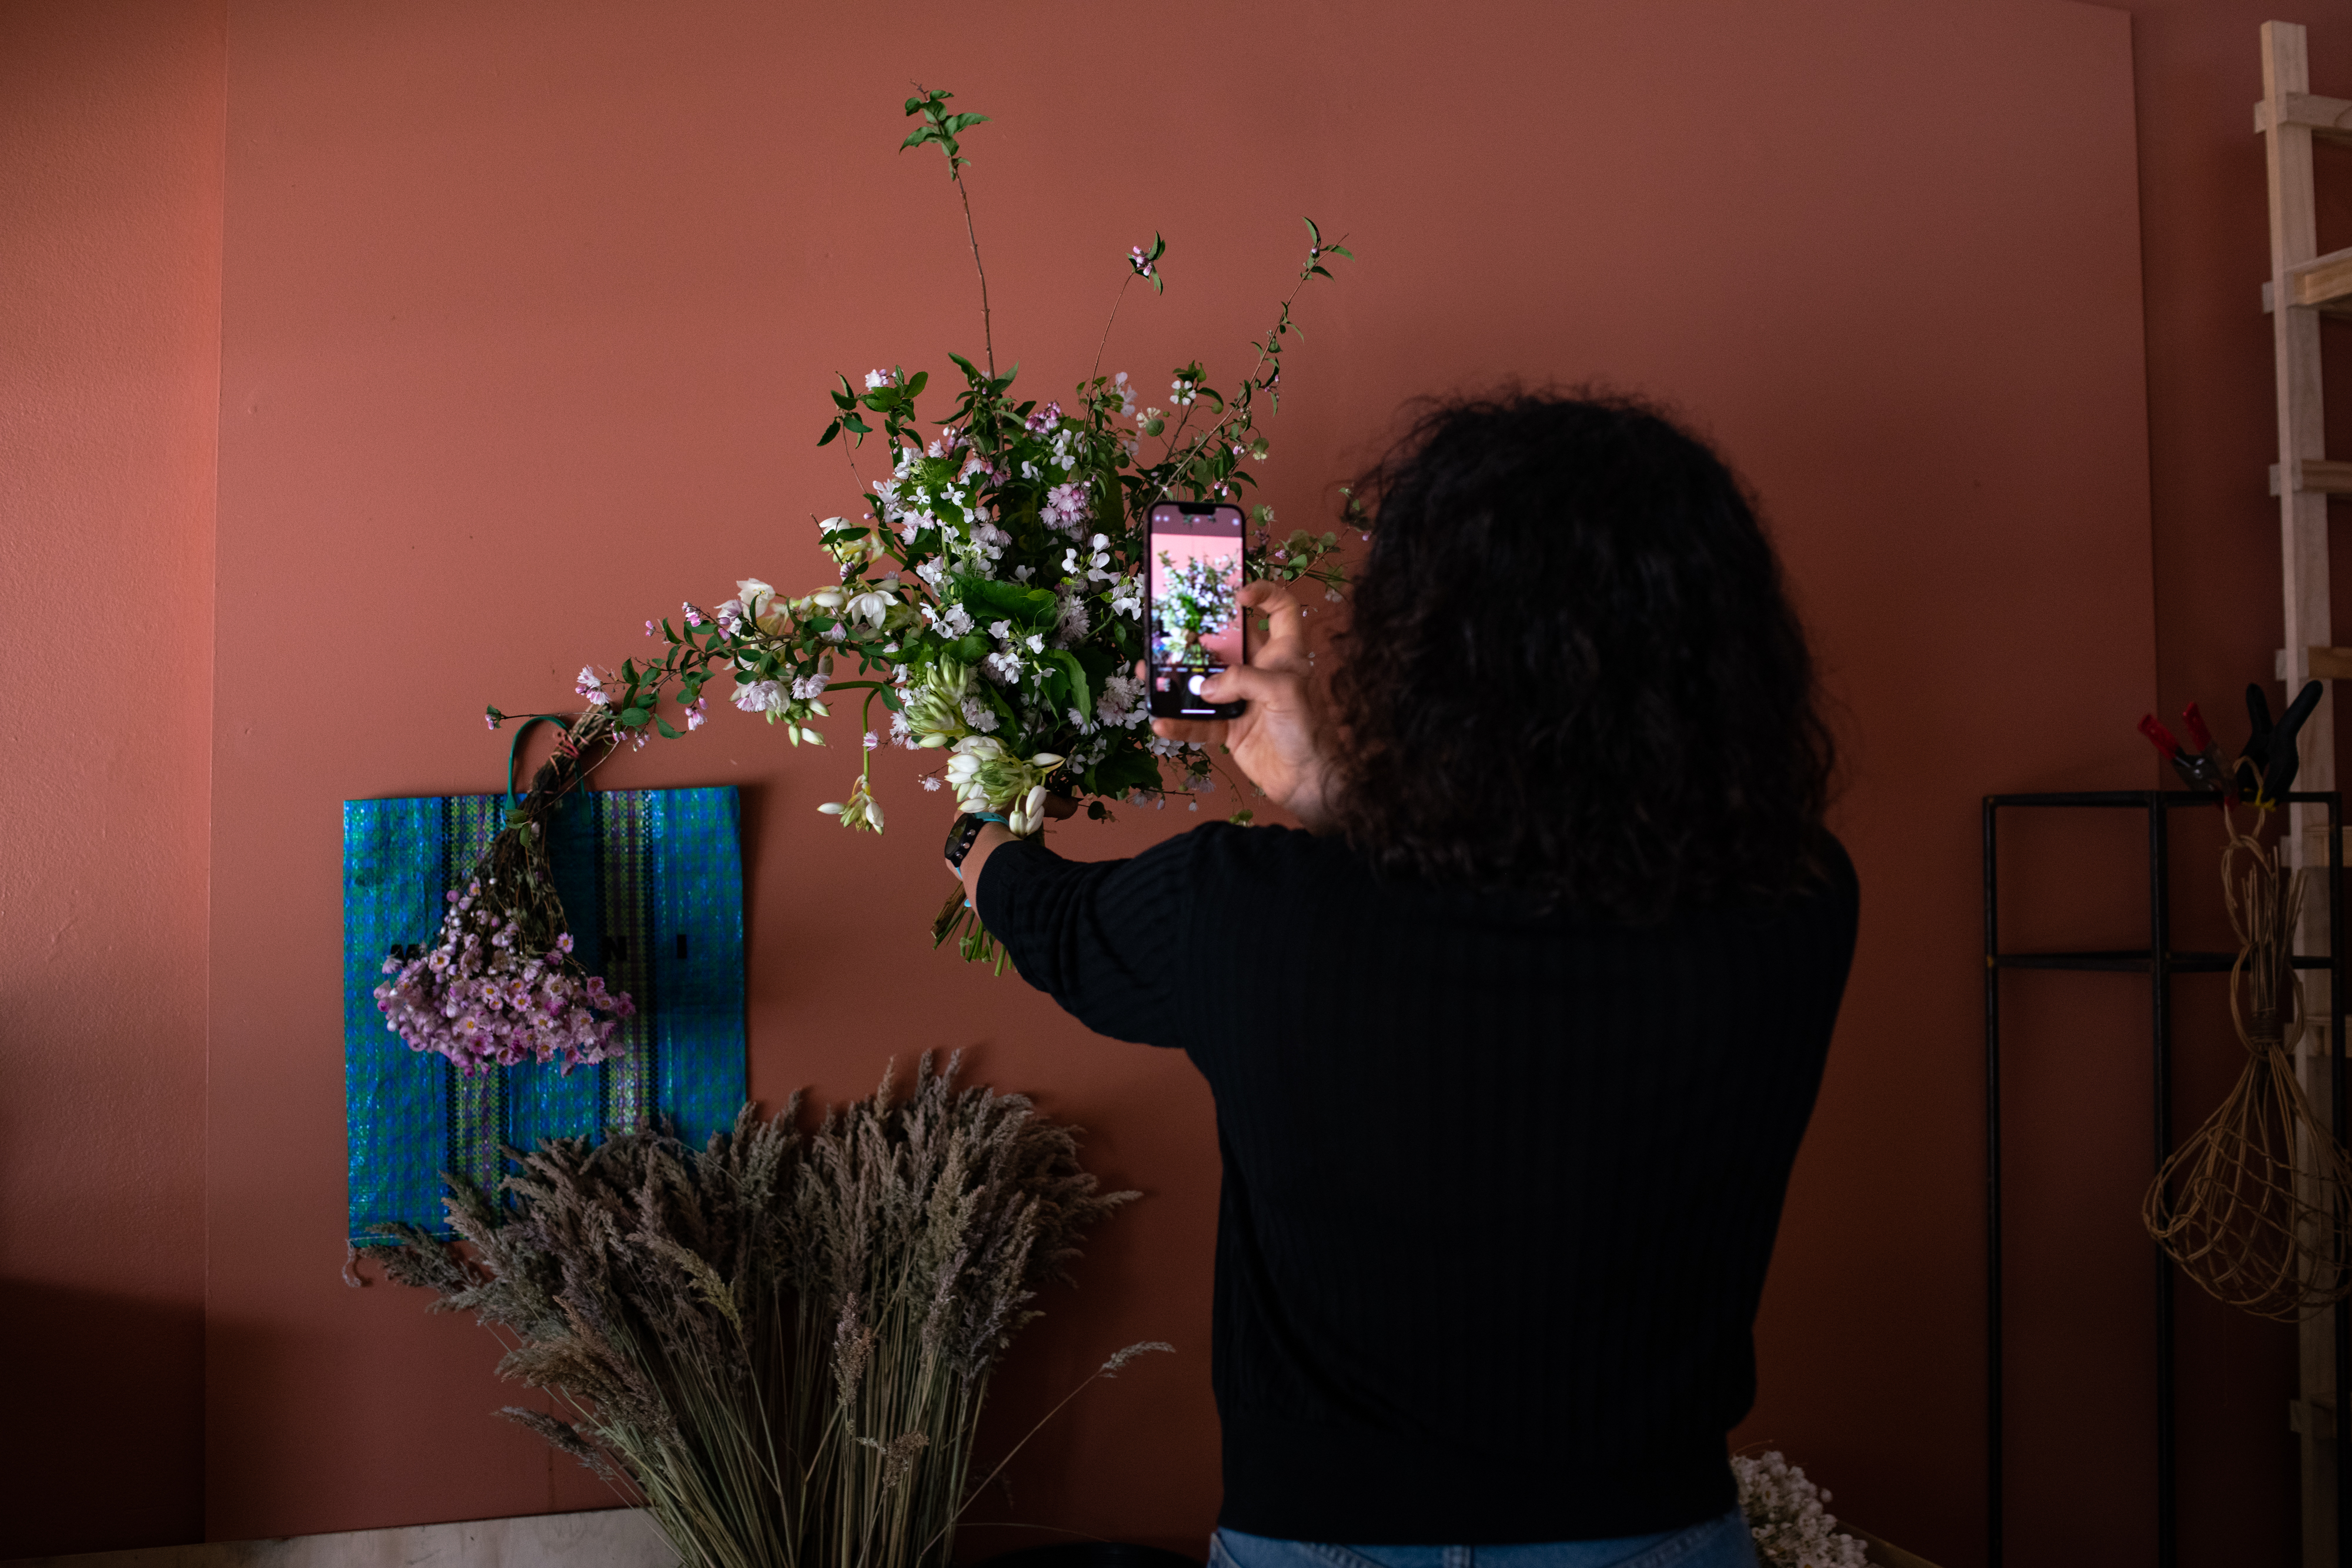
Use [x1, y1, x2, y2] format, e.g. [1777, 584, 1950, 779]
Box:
[370, 723, 637, 1075]
[479, 86, 1353, 967]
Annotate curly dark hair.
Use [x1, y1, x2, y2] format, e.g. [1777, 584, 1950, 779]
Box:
[1327, 390, 1836, 922]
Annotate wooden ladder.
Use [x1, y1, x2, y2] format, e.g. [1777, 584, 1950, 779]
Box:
[2260, 19, 2352, 1567]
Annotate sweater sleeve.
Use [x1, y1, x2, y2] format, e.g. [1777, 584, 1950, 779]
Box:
[968, 830, 1202, 1048]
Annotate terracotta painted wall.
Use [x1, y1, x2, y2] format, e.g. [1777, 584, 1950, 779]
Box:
[14, 1, 2341, 1563]
[0, 0, 223, 1556]
[202, 2, 2154, 1563]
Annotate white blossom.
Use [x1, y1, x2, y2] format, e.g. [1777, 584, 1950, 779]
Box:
[1097, 671, 1148, 728]
[843, 586, 895, 628]
[1732, 1453, 1870, 1568]
[731, 680, 783, 714]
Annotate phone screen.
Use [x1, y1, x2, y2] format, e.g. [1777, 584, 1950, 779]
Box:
[1146, 502, 1249, 718]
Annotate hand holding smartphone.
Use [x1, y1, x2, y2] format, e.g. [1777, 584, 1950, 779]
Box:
[1145, 576, 1337, 833]
[1145, 502, 1251, 719]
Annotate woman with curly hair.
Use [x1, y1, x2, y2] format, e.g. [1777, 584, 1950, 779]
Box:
[946, 392, 1856, 1567]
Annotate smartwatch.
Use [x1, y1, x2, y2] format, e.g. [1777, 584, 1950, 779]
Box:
[944, 811, 1008, 874]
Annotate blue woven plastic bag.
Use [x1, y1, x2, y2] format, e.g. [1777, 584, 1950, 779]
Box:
[342, 785, 745, 1243]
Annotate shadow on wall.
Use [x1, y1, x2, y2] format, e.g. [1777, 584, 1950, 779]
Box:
[0, 1280, 205, 1557]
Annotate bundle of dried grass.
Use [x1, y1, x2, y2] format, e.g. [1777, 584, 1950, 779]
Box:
[376, 1052, 1153, 1568]
[2144, 804, 2352, 1320]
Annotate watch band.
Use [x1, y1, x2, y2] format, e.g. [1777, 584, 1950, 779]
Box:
[944, 811, 1008, 872]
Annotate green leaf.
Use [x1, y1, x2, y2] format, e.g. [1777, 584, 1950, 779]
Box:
[619, 708, 649, 728]
[1051, 651, 1091, 720]
[905, 370, 929, 396]
[655, 718, 680, 740]
[958, 575, 1058, 630]
[818, 422, 840, 447]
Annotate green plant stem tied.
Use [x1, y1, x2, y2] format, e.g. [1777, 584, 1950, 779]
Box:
[372, 1054, 1149, 1568]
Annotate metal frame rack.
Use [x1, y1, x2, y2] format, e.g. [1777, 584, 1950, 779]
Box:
[1983, 790, 2348, 1568]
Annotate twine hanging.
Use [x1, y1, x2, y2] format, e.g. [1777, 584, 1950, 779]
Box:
[2143, 799, 2352, 1320]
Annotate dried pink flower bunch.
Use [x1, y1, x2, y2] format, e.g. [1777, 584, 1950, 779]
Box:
[373, 877, 634, 1075]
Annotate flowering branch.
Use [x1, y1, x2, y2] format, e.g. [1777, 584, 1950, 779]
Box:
[1091, 233, 1164, 386]
[487, 89, 1355, 962]
[904, 85, 996, 376]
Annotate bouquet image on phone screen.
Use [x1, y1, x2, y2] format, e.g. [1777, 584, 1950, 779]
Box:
[1148, 502, 1249, 717]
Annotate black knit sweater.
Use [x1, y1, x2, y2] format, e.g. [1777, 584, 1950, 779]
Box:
[975, 822, 1858, 1543]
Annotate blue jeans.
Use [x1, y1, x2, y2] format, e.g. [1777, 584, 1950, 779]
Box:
[1210, 1511, 1758, 1568]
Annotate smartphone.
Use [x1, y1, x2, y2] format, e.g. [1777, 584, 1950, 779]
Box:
[1145, 501, 1251, 719]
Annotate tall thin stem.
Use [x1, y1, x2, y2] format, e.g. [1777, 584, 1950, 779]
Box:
[1132, 238, 1344, 517]
[1090, 271, 1134, 386]
[951, 170, 994, 376]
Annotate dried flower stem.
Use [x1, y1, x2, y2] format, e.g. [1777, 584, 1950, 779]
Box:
[373, 1054, 1140, 1568]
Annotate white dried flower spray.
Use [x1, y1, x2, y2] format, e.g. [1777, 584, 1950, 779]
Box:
[1733, 1451, 1872, 1568]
